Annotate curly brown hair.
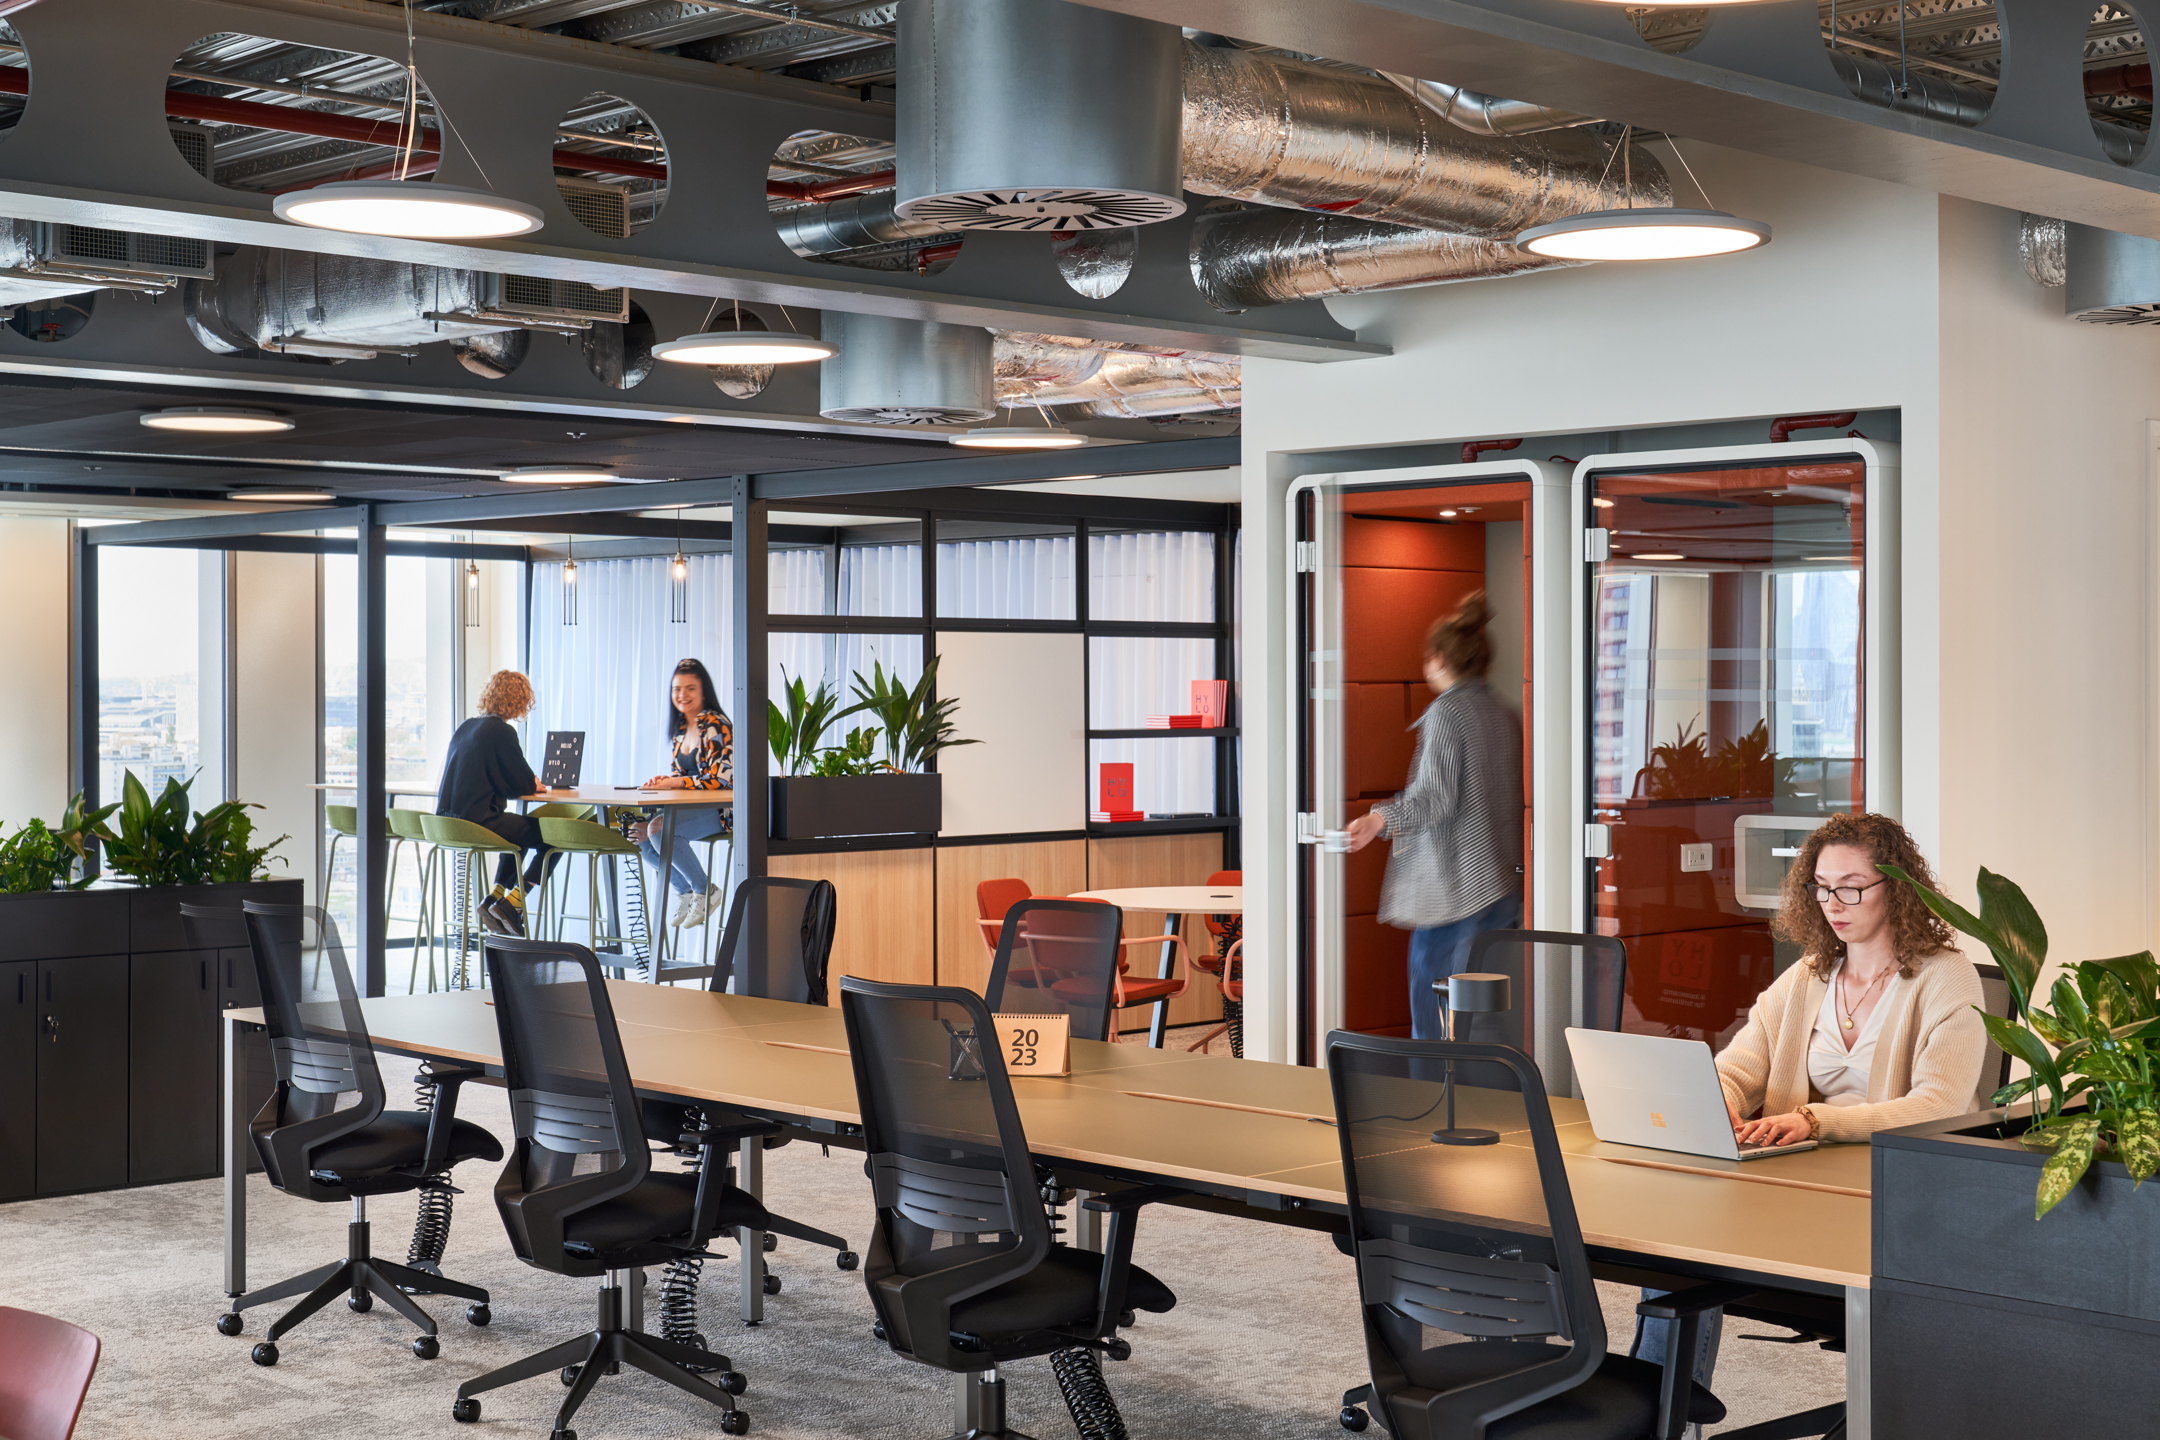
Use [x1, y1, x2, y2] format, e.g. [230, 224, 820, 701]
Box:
[476, 669, 534, 720]
[1425, 590, 1495, 680]
[1773, 811, 1955, 978]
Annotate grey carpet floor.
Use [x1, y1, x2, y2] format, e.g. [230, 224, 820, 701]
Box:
[0, 1059, 1846, 1438]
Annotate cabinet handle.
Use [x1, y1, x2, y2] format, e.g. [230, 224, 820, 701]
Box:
[201, 959, 209, 991]
[14, 972, 21, 1003]
[44, 971, 51, 1001]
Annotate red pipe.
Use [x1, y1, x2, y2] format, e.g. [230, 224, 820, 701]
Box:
[1461, 437, 1521, 464]
[2086, 62, 2154, 100]
[1768, 412, 1858, 443]
[768, 170, 898, 202]
[914, 240, 964, 274]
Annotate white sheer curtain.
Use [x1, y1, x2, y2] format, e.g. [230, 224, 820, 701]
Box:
[936, 536, 1076, 619]
[1089, 530, 1214, 622]
[1085, 531, 1218, 813]
[839, 543, 921, 617]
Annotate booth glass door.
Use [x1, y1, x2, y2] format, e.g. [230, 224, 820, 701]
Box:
[1584, 454, 1870, 1047]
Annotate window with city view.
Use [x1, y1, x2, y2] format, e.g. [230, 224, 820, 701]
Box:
[97, 545, 204, 803]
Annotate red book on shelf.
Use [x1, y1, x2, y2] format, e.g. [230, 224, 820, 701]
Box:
[1098, 762, 1134, 815]
[1090, 811, 1145, 824]
[1191, 680, 1228, 729]
[1142, 715, 1205, 729]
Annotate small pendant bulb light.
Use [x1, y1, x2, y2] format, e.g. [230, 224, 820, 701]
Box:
[561, 536, 578, 628]
[669, 510, 689, 624]
[464, 532, 480, 629]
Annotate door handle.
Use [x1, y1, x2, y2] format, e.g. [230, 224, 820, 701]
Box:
[1320, 830, 1352, 853]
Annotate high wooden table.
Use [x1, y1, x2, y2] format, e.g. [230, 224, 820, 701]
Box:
[222, 986, 1875, 1435]
[1071, 885, 1242, 1046]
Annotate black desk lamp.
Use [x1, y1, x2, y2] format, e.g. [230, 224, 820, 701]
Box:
[1432, 971, 1510, 1147]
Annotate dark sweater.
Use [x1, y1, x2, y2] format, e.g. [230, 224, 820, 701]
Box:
[436, 716, 537, 823]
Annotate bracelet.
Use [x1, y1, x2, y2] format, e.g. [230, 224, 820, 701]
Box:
[1798, 1105, 1821, 1141]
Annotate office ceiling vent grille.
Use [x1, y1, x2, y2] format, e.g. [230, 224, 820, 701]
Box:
[819, 311, 994, 425]
[2065, 221, 2160, 324]
[893, 0, 1184, 232]
[555, 177, 630, 240]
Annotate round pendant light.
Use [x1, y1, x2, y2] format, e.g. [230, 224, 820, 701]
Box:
[950, 424, 1087, 450]
[231, 486, 334, 502]
[1517, 206, 1770, 262]
[500, 465, 617, 485]
[141, 407, 295, 434]
[273, 180, 544, 240]
[653, 329, 837, 366]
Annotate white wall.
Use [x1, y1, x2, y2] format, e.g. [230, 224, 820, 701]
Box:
[0, 518, 71, 829]
[935, 630, 1087, 835]
[1239, 145, 1949, 1061]
[232, 552, 320, 901]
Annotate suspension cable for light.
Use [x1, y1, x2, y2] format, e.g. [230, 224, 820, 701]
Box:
[653, 298, 836, 366]
[1516, 127, 1769, 261]
[272, 1, 542, 240]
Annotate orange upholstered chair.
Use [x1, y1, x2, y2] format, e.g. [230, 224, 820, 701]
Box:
[0, 1307, 100, 1440]
[1187, 870, 1245, 1055]
[975, 878, 1189, 1044]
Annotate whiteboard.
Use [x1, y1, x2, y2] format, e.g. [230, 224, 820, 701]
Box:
[934, 631, 1085, 836]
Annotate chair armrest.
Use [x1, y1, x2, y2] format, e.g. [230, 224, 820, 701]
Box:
[1636, 1283, 1754, 1440]
[414, 1064, 489, 1174]
[681, 1114, 784, 1147]
[1080, 1184, 1186, 1215]
[1635, 1282, 1756, 1320]
[676, 1122, 770, 1248]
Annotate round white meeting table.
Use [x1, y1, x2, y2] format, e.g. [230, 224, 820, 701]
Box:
[1068, 886, 1242, 1047]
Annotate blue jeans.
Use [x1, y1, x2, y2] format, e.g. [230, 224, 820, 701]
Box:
[638, 807, 731, 894]
[1407, 894, 1521, 1040]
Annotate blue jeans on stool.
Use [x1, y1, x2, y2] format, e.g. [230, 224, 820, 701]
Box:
[1406, 893, 1521, 1040]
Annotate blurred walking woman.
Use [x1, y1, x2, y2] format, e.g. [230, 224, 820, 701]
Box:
[1343, 592, 1523, 1040]
[629, 658, 734, 929]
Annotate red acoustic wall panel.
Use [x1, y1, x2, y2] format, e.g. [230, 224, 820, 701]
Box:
[1347, 682, 1419, 798]
[1344, 912, 1412, 1034]
[1342, 569, 1486, 683]
[1340, 515, 1486, 571]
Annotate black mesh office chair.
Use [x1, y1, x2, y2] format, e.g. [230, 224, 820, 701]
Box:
[456, 936, 846, 1437]
[1448, 929, 1627, 1091]
[982, 899, 1126, 1043]
[646, 877, 853, 1357]
[839, 977, 1179, 1440]
[1973, 961, 2021, 1108]
[1328, 1031, 1733, 1440]
[200, 902, 500, 1368]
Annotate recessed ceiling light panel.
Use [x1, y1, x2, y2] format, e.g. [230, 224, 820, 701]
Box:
[232, 487, 334, 502]
[501, 465, 619, 484]
[142, 407, 295, 434]
[273, 181, 544, 240]
[1518, 207, 1771, 262]
[949, 425, 1088, 450]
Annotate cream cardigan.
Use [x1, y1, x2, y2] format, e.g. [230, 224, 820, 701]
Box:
[1714, 947, 1989, 1144]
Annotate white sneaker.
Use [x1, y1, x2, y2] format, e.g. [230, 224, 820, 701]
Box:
[687, 883, 723, 929]
[669, 890, 697, 927]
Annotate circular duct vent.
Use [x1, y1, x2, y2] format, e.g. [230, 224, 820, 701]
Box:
[894, 187, 1182, 232]
[819, 313, 994, 425]
[2074, 303, 2160, 325]
[822, 402, 993, 425]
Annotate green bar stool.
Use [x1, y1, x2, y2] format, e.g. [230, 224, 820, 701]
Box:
[418, 814, 526, 990]
[322, 803, 358, 914]
[525, 802, 597, 943]
[386, 808, 440, 993]
[536, 816, 654, 980]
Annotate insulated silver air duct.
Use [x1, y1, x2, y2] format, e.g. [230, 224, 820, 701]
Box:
[993, 332, 1240, 418]
[774, 192, 950, 257]
[1829, 52, 2141, 164]
[2020, 214, 2067, 289]
[819, 313, 994, 423]
[896, 0, 1185, 231]
[1180, 44, 1667, 238]
[1190, 207, 1586, 311]
[1379, 74, 1597, 137]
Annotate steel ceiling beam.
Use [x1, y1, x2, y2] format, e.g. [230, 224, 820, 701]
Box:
[0, 0, 1373, 361]
[1071, 0, 2160, 240]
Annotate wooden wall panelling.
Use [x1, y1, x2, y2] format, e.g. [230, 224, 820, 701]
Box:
[1086, 832, 1226, 1033]
[933, 839, 1089, 995]
[770, 847, 936, 996]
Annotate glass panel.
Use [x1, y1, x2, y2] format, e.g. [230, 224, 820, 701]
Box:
[936, 519, 1077, 620]
[1088, 529, 1215, 622]
[1089, 738, 1215, 817]
[768, 631, 926, 770]
[323, 554, 437, 788]
[98, 546, 205, 802]
[1588, 457, 1866, 1049]
[1087, 635, 1216, 729]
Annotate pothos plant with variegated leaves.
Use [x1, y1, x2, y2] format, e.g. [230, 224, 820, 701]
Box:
[1882, 863, 2160, 1218]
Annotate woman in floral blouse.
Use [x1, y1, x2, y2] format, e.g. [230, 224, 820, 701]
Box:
[629, 658, 734, 928]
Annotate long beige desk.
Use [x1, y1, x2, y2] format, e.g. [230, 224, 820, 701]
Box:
[222, 986, 1874, 1433]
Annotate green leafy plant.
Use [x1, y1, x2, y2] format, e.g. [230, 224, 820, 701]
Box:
[767, 670, 845, 777]
[0, 820, 82, 894]
[808, 727, 881, 778]
[1636, 718, 1796, 801]
[1883, 862, 2160, 1218]
[96, 771, 287, 887]
[840, 655, 979, 774]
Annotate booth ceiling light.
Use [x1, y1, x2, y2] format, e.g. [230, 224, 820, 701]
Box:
[142, 407, 295, 434]
[950, 424, 1087, 450]
[1518, 206, 1771, 261]
[1591, 497, 1616, 508]
[273, 181, 543, 239]
[501, 465, 617, 484]
[1633, 552, 1686, 561]
[653, 330, 836, 366]
[232, 486, 334, 502]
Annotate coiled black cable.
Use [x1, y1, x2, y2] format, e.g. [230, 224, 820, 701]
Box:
[407, 1064, 454, 1275]
[1050, 1347, 1130, 1440]
[1038, 1169, 1072, 1244]
[658, 1106, 716, 1368]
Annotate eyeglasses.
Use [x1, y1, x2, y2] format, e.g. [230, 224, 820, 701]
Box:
[1808, 879, 1885, 906]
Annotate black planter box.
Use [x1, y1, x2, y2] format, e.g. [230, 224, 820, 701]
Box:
[769, 774, 941, 839]
[126, 878, 302, 952]
[1873, 1109, 2160, 1437]
[0, 887, 129, 962]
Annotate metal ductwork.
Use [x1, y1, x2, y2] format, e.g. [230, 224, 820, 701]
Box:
[819, 313, 994, 423]
[1180, 44, 1666, 239]
[1830, 52, 2142, 165]
[895, 0, 1185, 232]
[1379, 73, 1596, 137]
[2063, 222, 2160, 323]
[1189, 207, 1586, 311]
[993, 332, 1238, 418]
[2020, 214, 2067, 289]
[775, 192, 950, 257]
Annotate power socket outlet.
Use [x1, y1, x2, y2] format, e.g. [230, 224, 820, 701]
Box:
[1679, 842, 1714, 873]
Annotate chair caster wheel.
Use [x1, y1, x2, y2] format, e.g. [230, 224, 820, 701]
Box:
[760, 1232, 777, 1253]
[1340, 1405, 1370, 1432]
[551, 1430, 576, 1440]
[452, 1398, 480, 1423]
[348, 1291, 373, 1314]
[1105, 1337, 1132, 1362]
[560, 1365, 581, 1386]
[1118, 1309, 1136, 1328]
[871, 1321, 887, 1342]
[721, 1411, 750, 1435]
[465, 1303, 491, 1326]
[761, 1273, 781, 1295]
[718, 1370, 747, 1396]
[251, 1342, 279, 1366]
[413, 1334, 440, 1360]
[216, 1312, 243, 1337]
[836, 1250, 859, 1271]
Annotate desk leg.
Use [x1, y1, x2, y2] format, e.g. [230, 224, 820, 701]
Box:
[656, 807, 680, 979]
[1148, 914, 1178, 1048]
[223, 1012, 247, 1298]
[1845, 1285, 1871, 1440]
[1070, 1190, 1103, 1254]
[737, 1137, 766, 1324]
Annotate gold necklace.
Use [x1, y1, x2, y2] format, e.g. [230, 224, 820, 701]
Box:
[1838, 963, 1891, 1031]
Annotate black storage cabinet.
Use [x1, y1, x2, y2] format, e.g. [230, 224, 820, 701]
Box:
[0, 878, 298, 1200]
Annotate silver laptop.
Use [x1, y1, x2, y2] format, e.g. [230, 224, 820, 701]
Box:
[1565, 1028, 1816, 1162]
